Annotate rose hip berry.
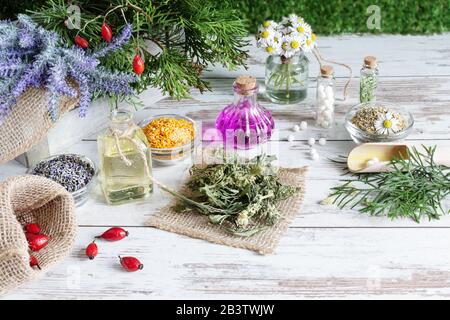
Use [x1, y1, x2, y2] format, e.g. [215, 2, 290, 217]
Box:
[101, 23, 113, 42]
[95, 227, 129, 241]
[132, 54, 145, 75]
[26, 233, 49, 251]
[29, 256, 41, 270]
[119, 256, 143, 272]
[85, 241, 98, 260]
[74, 35, 89, 49]
[25, 223, 41, 234]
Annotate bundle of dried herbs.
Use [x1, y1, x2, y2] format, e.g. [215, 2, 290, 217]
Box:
[328, 146, 450, 222]
[162, 155, 300, 237]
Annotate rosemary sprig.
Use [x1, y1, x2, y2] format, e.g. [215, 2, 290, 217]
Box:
[329, 145, 450, 222]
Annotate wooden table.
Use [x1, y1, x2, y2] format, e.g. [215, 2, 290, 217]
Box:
[2, 35, 450, 299]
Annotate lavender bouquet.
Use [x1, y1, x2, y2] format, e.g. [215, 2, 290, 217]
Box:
[0, 14, 136, 124]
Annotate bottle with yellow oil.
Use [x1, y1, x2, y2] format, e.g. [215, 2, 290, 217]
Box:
[97, 109, 153, 204]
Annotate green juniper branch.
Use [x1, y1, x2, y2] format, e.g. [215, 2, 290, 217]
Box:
[29, 0, 249, 100]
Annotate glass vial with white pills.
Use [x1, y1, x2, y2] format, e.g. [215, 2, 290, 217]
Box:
[316, 65, 335, 128]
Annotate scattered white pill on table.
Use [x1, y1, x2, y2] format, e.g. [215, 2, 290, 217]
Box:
[287, 134, 294, 142]
[309, 147, 317, 155]
[318, 138, 326, 146]
[308, 137, 315, 146]
[293, 124, 300, 132]
[311, 153, 320, 161]
[300, 121, 308, 130]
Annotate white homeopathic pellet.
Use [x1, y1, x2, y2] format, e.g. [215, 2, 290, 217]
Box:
[300, 121, 308, 130]
[366, 157, 380, 167]
[311, 152, 320, 161]
[309, 147, 317, 155]
[308, 137, 315, 145]
[293, 124, 300, 132]
[287, 134, 294, 142]
[318, 137, 327, 145]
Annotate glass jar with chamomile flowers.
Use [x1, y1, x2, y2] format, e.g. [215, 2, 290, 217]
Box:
[257, 16, 316, 105]
[265, 53, 309, 104]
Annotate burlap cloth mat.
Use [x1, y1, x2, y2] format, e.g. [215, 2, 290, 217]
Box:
[147, 166, 308, 255]
[0, 83, 79, 164]
[0, 175, 77, 295]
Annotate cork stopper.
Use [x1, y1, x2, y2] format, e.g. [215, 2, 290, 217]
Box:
[320, 65, 334, 77]
[364, 56, 377, 68]
[235, 75, 257, 91]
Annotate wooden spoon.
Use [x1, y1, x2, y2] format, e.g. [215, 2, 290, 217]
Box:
[347, 143, 450, 173]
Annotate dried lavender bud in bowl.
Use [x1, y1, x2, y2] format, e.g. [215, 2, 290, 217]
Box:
[29, 154, 96, 206]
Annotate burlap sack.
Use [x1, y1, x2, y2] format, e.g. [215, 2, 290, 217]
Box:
[0, 175, 77, 295]
[148, 166, 307, 255]
[0, 84, 79, 164]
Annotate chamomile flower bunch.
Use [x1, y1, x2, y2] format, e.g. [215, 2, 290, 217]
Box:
[257, 14, 317, 59]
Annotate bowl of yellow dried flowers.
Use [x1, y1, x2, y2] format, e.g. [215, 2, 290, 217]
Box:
[140, 114, 198, 165]
[345, 102, 414, 144]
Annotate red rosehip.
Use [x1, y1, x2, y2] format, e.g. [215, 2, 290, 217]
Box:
[132, 54, 145, 75]
[75, 35, 89, 49]
[101, 23, 113, 42]
[85, 241, 98, 260]
[25, 223, 41, 234]
[26, 233, 49, 252]
[95, 227, 129, 242]
[29, 255, 41, 269]
[119, 256, 143, 272]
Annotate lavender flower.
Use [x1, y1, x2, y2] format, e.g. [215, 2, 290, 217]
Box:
[0, 58, 23, 78]
[68, 66, 91, 118]
[47, 57, 77, 98]
[0, 15, 136, 125]
[17, 15, 37, 48]
[92, 24, 132, 59]
[46, 91, 60, 121]
[90, 69, 136, 95]
[61, 47, 99, 71]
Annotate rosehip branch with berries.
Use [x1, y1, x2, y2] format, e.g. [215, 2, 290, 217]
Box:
[29, 0, 249, 100]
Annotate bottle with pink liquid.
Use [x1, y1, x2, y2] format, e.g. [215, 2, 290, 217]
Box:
[215, 75, 274, 149]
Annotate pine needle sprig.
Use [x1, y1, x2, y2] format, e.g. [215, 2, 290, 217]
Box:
[329, 145, 450, 223]
[29, 0, 249, 99]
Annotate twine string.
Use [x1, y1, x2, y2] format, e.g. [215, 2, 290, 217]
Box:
[109, 124, 151, 179]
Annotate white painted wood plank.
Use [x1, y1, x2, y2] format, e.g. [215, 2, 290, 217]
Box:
[3, 227, 450, 299]
[205, 35, 450, 78]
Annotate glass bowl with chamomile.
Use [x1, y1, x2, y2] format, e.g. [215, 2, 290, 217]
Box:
[344, 101, 414, 144]
[139, 114, 198, 165]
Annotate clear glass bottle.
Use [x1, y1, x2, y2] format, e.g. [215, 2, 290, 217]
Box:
[265, 53, 309, 104]
[316, 65, 335, 128]
[216, 75, 274, 150]
[360, 56, 378, 103]
[97, 109, 153, 205]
